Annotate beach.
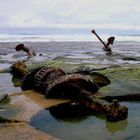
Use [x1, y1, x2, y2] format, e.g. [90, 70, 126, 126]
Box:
[1, 0, 140, 139]
[0, 40, 140, 140]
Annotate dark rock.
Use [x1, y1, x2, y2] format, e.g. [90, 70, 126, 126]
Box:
[122, 57, 137, 61]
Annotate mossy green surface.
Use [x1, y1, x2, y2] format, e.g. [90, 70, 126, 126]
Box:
[99, 65, 140, 96]
[0, 94, 11, 104]
[27, 60, 140, 97]
[27, 60, 86, 73]
[1, 59, 140, 98]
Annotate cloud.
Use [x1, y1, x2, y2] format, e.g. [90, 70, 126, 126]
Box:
[0, 0, 140, 32]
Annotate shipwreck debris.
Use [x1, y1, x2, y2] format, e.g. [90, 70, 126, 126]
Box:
[10, 61, 128, 122]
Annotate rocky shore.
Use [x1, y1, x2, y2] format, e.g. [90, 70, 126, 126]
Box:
[1, 59, 140, 139]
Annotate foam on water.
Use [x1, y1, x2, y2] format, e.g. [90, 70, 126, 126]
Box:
[0, 33, 140, 42]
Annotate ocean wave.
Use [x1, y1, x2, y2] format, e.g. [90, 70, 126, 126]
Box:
[0, 33, 140, 42]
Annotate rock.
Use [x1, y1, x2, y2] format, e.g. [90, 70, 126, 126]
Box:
[0, 94, 10, 104]
[72, 65, 111, 87]
[90, 72, 111, 87]
[122, 57, 137, 61]
[72, 65, 108, 73]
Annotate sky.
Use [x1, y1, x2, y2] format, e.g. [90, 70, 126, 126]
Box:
[0, 0, 140, 34]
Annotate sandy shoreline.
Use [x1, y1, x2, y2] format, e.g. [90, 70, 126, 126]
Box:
[0, 91, 61, 140]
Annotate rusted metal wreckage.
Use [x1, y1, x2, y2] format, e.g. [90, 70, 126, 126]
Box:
[11, 61, 128, 122]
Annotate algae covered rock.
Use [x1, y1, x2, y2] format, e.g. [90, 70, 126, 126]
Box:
[0, 94, 10, 104]
[72, 65, 111, 87]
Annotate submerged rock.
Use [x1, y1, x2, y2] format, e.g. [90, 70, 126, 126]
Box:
[122, 57, 137, 61]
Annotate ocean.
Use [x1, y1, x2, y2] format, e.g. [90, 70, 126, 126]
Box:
[0, 32, 140, 42]
[0, 33, 140, 67]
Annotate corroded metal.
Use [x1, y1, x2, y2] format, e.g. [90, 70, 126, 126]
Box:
[10, 62, 128, 122]
[34, 67, 66, 93]
[21, 67, 43, 90]
[10, 61, 29, 78]
[45, 74, 99, 99]
[78, 95, 128, 122]
[106, 100, 128, 122]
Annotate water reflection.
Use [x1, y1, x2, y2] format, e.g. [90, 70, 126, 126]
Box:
[0, 73, 21, 93]
[48, 102, 106, 123]
[30, 102, 129, 140]
[48, 102, 128, 134]
[11, 76, 22, 87]
[106, 119, 127, 134]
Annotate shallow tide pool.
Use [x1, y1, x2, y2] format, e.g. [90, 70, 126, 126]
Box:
[1, 73, 140, 140]
[29, 101, 140, 140]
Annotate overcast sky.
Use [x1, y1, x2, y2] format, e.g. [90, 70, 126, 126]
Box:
[0, 0, 140, 32]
